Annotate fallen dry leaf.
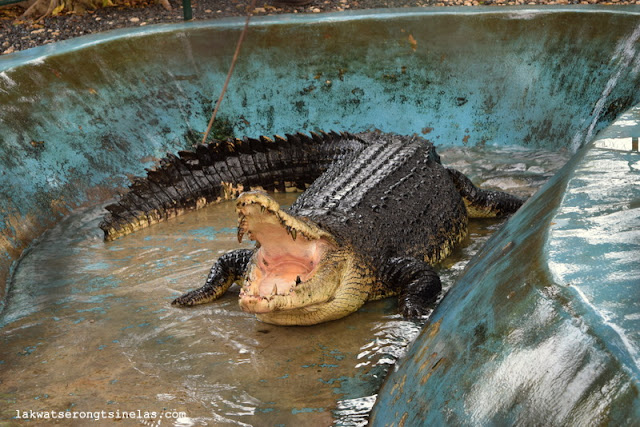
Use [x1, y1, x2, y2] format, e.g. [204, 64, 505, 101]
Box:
[408, 34, 417, 51]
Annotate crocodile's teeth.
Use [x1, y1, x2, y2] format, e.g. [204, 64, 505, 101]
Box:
[260, 205, 265, 213]
[271, 284, 278, 296]
[291, 228, 297, 241]
[237, 228, 245, 243]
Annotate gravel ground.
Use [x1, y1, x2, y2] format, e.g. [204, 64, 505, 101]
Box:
[1, 0, 639, 55]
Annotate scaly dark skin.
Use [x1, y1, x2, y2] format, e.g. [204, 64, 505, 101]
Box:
[101, 131, 524, 325]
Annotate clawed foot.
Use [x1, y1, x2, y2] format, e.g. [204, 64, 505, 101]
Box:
[399, 297, 432, 319]
[400, 307, 430, 319]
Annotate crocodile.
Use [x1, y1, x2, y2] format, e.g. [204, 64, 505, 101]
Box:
[100, 131, 523, 325]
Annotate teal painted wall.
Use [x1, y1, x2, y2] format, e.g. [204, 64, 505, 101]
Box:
[1, 8, 640, 310]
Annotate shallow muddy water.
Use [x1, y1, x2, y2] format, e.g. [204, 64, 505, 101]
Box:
[0, 146, 569, 426]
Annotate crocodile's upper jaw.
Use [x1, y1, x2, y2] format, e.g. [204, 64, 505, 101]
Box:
[236, 191, 355, 325]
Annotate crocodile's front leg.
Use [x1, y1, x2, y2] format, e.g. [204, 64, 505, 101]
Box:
[381, 257, 442, 318]
[172, 249, 253, 306]
[447, 167, 524, 218]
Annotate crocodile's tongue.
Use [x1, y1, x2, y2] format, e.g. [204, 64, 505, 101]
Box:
[253, 226, 318, 296]
[257, 265, 306, 296]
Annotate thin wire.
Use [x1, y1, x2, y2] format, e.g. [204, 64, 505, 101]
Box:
[201, 0, 257, 145]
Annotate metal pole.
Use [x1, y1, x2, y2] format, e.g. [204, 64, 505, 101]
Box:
[0, 0, 24, 6]
[182, 0, 192, 21]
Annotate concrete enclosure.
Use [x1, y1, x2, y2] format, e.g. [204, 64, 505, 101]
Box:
[1, 7, 640, 423]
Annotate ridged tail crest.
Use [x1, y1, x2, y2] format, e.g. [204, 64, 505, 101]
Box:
[99, 131, 363, 241]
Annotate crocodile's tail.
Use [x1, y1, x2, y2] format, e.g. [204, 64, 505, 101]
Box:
[99, 131, 363, 241]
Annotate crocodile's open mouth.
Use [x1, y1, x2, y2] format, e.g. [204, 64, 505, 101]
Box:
[235, 191, 340, 314]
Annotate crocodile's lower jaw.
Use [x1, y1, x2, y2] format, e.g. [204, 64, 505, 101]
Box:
[254, 307, 346, 326]
[239, 247, 372, 325]
[238, 249, 347, 315]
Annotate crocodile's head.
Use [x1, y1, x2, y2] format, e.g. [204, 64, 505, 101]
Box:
[236, 191, 364, 326]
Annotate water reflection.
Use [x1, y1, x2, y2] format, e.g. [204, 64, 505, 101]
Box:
[0, 146, 569, 426]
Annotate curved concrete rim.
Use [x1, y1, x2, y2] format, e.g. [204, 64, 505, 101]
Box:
[2, 5, 640, 72]
[370, 101, 640, 425]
